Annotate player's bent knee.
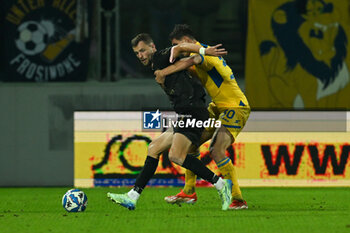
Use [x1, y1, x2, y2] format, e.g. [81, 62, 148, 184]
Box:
[168, 153, 178, 165]
[168, 150, 185, 166]
[148, 141, 161, 159]
[210, 146, 226, 160]
[168, 149, 178, 162]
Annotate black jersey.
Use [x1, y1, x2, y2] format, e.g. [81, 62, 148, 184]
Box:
[152, 47, 206, 114]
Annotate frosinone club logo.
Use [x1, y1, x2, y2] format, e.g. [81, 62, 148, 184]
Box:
[3, 0, 88, 82]
[143, 110, 221, 130]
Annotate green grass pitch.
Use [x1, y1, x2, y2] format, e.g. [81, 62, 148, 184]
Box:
[0, 187, 349, 233]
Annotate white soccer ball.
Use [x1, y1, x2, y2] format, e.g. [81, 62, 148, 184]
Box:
[62, 189, 88, 212]
[15, 21, 49, 56]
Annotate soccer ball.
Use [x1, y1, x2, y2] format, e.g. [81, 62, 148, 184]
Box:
[62, 189, 88, 212]
[15, 21, 49, 56]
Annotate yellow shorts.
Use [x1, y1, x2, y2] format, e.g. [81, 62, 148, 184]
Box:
[206, 102, 251, 140]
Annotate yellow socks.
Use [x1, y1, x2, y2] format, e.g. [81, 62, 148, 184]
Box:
[183, 152, 200, 195]
[182, 154, 243, 201]
[217, 157, 243, 201]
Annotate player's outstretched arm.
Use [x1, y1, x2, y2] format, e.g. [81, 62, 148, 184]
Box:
[172, 43, 227, 59]
[154, 55, 201, 85]
[204, 44, 228, 56]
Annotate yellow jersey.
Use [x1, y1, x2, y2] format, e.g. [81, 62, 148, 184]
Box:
[191, 42, 249, 108]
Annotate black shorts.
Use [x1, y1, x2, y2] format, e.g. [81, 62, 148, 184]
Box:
[173, 107, 209, 148]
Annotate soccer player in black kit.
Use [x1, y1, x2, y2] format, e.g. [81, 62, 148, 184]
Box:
[107, 33, 232, 210]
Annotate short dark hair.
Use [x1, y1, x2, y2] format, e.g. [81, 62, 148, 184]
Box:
[131, 33, 154, 47]
[169, 24, 196, 41]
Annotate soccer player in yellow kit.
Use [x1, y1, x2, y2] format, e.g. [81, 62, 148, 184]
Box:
[155, 24, 250, 209]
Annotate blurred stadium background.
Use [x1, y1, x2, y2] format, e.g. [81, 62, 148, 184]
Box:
[0, 0, 349, 190]
[0, 0, 251, 187]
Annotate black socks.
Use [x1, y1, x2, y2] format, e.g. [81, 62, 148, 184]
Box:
[133, 154, 219, 195]
[182, 154, 219, 184]
[133, 156, 159, 194]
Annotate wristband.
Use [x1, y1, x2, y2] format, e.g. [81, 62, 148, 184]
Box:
[199, 47, 206, 55]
